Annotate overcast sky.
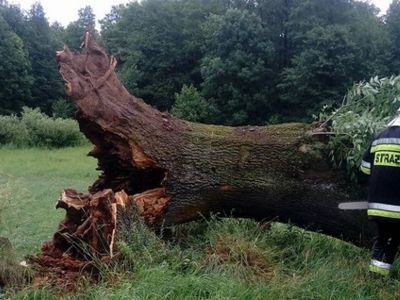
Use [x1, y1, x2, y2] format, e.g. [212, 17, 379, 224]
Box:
[7, 0, 394, 27]
[8, 0, 130, 26]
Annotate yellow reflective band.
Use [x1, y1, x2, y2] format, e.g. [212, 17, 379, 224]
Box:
[371, 144, 400, 153]
[374, 151, 400, 167]
[360, 165, 371, 175]
[369, 265, 390, 276]
[368, 209, 400, 219]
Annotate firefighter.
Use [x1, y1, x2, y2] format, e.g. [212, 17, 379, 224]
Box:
[361, 109, 400, 276]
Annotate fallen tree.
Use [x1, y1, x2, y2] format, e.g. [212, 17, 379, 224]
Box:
[33, 34, 373, 281]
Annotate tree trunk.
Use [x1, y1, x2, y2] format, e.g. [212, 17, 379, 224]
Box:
[34, 34, 372, 279]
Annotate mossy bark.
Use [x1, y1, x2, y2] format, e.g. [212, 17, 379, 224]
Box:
[41, 33, 372, 272]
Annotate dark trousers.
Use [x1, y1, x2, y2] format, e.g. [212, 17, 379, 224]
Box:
[372, 220, 400, 265]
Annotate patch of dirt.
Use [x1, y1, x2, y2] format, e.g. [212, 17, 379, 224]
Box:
[30, 247, 97, 292]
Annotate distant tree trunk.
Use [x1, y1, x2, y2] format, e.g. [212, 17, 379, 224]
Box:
[33, 34, 372, 279]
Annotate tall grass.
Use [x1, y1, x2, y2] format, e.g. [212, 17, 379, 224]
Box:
[0, 238, 30, 291]
[22, 218, 397, 300]
[8, 218, 400, 299]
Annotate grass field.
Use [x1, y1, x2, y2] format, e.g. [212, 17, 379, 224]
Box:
[2, 147, 400, 299]
[0, 146, 98, 257]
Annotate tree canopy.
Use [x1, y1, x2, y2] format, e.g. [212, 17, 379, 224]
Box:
[1, 0, 400, 125]
[100, 0, 399, 124]
[0, 15, 32, 114]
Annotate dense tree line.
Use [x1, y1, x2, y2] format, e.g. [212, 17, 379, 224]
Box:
[101, 0, 400, 124]
[2, 0, 400, 125]
[0, 1, 95, 114]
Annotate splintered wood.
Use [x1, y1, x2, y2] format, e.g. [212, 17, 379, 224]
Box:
[132, 188, 172, 224]
[32, 188, 170, 288]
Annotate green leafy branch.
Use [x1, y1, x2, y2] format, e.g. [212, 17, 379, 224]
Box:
[321, 76, 400, 180]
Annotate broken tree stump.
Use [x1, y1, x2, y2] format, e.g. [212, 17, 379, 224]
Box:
[36, 33, 373, 280]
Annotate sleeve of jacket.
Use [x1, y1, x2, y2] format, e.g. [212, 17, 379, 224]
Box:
[360, 143, 372, 176]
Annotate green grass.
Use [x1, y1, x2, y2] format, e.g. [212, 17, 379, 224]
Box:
[0, 146, 98, 257]
[2, 147, 400, 299]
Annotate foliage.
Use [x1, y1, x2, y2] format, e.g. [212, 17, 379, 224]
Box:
[0, 107, 85, 148]
[0, 114, 29, 146]
[171, 84, 216, 123]
[278, 0, 390, 121]
[51, 98, 75, 119]
[20, 3, 64, 113]
[385, 0, 400, 73]
[0, 1, 64, 114]
[0, 1, 28, 40]
[278, 25, 360, 120]
[0, 16, 32, 114]
[103, 0, 207, 110]
[201, 8, 274, 125]
[99, 0, 393, 125]
[322, 75, 400, 180]
[65, 5, 97, 51]
[0, 0, 398, 123]
[100, 0, 238, 111]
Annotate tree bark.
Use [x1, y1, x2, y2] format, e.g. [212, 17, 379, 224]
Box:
[34, 34, 373, 276]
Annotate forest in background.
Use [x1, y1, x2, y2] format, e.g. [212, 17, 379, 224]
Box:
[2, 0, 400, 125]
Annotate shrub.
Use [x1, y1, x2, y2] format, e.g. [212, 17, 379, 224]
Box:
[0, 107, 86, 148]
[171, 85, 217, 123]
[51, 98, 75, 119]
[0, 115, 29, 147]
